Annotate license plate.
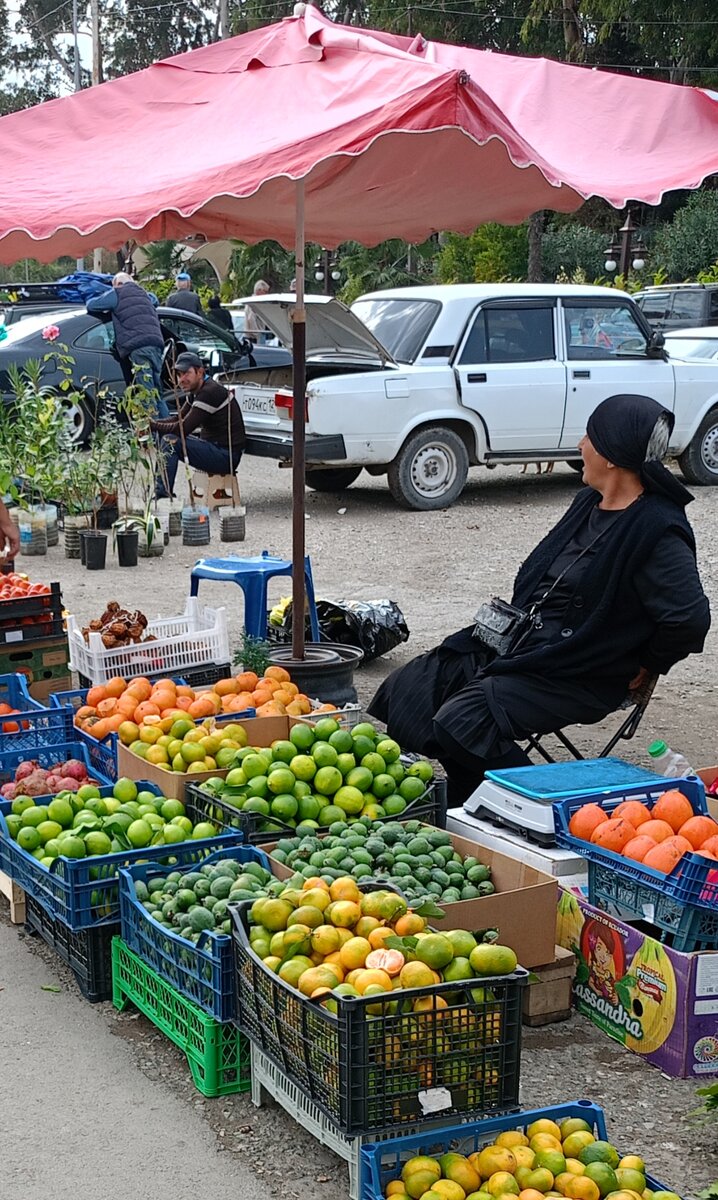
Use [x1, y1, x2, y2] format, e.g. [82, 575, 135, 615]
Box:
[239, 391, 276, 416]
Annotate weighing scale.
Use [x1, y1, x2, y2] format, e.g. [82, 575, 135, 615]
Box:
[462, 757, 667, 846]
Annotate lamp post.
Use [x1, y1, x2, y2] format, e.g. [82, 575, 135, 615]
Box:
[314, 248, 342, 295]
[604, 212, 647, 279]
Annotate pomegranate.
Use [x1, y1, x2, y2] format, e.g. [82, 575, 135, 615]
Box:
[57, 759, 87, 781]
[15, 760, 39, 781]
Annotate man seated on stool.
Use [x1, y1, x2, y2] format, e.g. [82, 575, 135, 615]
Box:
[151, 351, 245, 500]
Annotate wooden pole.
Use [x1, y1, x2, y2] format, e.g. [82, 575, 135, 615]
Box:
[291, 181, 307, 660]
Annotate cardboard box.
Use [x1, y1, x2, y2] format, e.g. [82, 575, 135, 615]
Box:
[0, 635, 69, 695]
[117, 714, 302, 801]
[265, 826, 558, 969]
[697, 767, 718, 822]
[522, 945, 575, 1027]
[447, 806, 587, 880]
[556, 887, 718, 1079]
[28, 673, 72, 705]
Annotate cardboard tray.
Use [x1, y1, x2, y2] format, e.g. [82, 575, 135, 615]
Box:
[264, 826, 558, 970]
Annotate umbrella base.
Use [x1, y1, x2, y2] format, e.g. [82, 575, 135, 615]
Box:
[268, 642, 363, 706]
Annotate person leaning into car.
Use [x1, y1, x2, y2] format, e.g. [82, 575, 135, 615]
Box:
[151, 351, 245, 500]
[86, 272, 169, 416]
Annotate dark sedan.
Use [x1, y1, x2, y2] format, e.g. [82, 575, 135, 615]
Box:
[0, 305, 290, 443]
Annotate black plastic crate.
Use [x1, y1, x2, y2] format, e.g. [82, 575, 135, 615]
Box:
[231, 902, 526, 1137]
[185, 776, 447, 846]
[77, 661, 232, 690]
[24, 894, 117, 1002]
[0, 582, 64, 646]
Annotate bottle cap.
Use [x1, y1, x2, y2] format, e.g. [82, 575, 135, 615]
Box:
[648, 740, 667, 757]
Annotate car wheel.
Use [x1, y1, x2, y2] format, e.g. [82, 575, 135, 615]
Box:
[305, 467, 361, 492]
[61, 393, 95, 447]
[678, 408, 718, 486]
[388, 426, 469, 510]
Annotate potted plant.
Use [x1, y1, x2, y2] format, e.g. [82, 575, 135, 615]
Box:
[115, 378, 166, 558]
[6, 359, 69, 556]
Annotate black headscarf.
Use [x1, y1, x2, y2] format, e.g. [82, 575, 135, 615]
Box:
[586, 393, 693, 508]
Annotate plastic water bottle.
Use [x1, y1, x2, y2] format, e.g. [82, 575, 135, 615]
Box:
[648, 740, 695, 778]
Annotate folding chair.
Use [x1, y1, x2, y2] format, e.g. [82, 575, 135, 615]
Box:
[524, 673, 658, 763]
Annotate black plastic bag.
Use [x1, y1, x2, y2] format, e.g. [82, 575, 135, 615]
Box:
[271, 598, 410, 661]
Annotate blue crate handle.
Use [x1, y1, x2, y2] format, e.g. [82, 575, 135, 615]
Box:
[360, 1101, 677, 1200]
[0, 672, 46, 712]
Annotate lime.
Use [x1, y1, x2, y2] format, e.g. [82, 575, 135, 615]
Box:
[21, 806, 49, 828]
[243, 797, 270, 816]
[399, 776, 427, 802]
[345, 766, 373, 792]
[36, 820, 63, 845]
[171, 816, 193, 833]
[328, 729, 354, 754]
[443, 956, 474, 982]
[293, 780, 312, 798]
[170, 718, 194, 739]
[11, 796, 34, 815]
[312, 717, 339, 740]
[352, 722, 378, 740]
[352, 735, 375, 760]
[242, 753, 268, 779]
[317, 805, 346, 826]
[289, 724, 315, 751]
[290, 754, 316, 781]
[270, 739, 296, 764]
[445, 929, 478, 957]
[579, 1144, 620, 1170]
[361, 753, 386, 777]
[382, 795, 407, 816]
[271, 794, 299, 822]
[127, 819, 153, 848]
[297, 795, 322, 822]
[225, 767, 247, 787]
[84, 797, 108, 817]
[192, 820, 218, 839]
[161, 823, 186, 844]
[335, 753, 357, 776]
[181, 742, 206, 765]
[247, 775, 269, 798]
[376, 738, 401, 763]
[385, 761, 406, 782]
[372, 773, 396, 799]
[84, 830, 113, 856]
[334, 785, 365, 815]
[160, 798, 185, 820]
[17, 826, 41, 852]
[312, 741, 339, 768]
[314, 766, 343, 796]
[407, 759, 433, 782]
[60, 835, 86, 858]
[5, 814, 22, 838]
[267, 767, 297, 795]
[583, 1164, 618, 1197]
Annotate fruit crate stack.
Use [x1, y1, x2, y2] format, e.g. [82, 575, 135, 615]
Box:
[554, 776, 718, 952]
[115, 845, 272, 1095]
[0, 581, 64, 647]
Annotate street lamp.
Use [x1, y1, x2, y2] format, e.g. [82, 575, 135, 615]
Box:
[604, 212, 648, 279]
[314, 248, 342, 295]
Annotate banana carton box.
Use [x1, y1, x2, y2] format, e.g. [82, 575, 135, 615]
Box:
[556, 887, 718, 1079]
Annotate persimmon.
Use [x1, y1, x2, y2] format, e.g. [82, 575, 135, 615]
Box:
[264, 665, 291, 683]
[75, 705, 97, 722]
[235, 671, 258, 692]
[214, 678, 239, 697]
[86, 685, 107, 708]
[590, 817, 636, 852]
[639, 819, 675, 844]
[97, 697, 118, 717]
[643, 839, 687, 874]
[569, 803, 608, 841]
[104, 676, 128, 698]
[651, 789, 695, 833]
[614, 800, 652, 829]
[622, 835, 658, 863]
[679, 815, 718, 850]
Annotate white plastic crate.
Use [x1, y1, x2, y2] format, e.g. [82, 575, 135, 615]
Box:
[67, 597, 230, 685]
[306, 702, 362, 729]
[250, 1045, 421, 1200]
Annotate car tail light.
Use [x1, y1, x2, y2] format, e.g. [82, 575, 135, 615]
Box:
[274, 390, 308, 420]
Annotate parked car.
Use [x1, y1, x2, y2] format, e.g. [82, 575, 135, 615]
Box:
[0, 282, 82, 328]
[665, 325, 718, 362]
[0, 305, 290, 444]
[218, 283, 718, 508]
[634, 283, 718, 332]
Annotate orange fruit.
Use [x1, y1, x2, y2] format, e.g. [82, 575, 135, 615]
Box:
[265, 665, 291, 683]
[75, 705, 97, 722]
[353, 968, 393, 994]
[365, 948, 405, 976]
[651, 789, 695, 833]
[235, 671, 258, 692]
[643, 839, 686, 874]
[613, 800, 652, 829]
[699, 834, 718, 857]
[188, 697, 215, 719]
[394, 913, 426, 936]
[368, 927, 395, 950]
[339, 937, 372, 970]
[97, 697, 118, 717]
[590, 817, 636, 853]
[104, 676, 127, 698]
[117, 693, 140, 717]
[91, 717, 110, 740]
[679, 815, 718, 849]
[569, 803, 608, 841]
[175, 684, 195, 699]
[622, 835, 658, 863]
[329, 878, 361, 903]
[214, 678, 239, 697]
[639, 819, 675, 844]
[134, 700, 161, 722]
[86, 685, 107, 708]
[125, 678, 152, 701]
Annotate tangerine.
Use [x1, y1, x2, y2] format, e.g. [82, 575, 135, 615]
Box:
[369, 927, 396, 950]
[86, 685, 107, 708]
[590, 818, 636, 852]
[569, 803, 608, 841]
[613, 800, 652, 829]
[651, 789, 694, 833]
[679, 815, 718, 849]
[638, 819, 674, 844]
[365, 948, 405, 976]
[394, 913, 426, 936]
[622, 835, 658, 863]
[104, 676, 127, 698]
[134, 700, 161, 722]
[339, 936, 372, 970]
[353, 968, 393, 994]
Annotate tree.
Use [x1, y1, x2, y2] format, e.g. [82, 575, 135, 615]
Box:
[436, 224, 528, 284]
[542, 221, 609, 281]
[652, 189, 718, 280]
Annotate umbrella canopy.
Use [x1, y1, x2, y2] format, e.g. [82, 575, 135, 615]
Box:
[1, 5, 718, 262]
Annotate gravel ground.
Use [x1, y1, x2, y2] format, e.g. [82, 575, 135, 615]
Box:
[2, 455, 718, 1198]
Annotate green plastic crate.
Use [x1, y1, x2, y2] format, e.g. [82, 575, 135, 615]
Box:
[111, 937, 251, 1098]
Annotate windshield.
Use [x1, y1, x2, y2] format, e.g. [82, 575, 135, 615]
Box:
[351, 298, 440, 363]
[666, 336, 718, 361]
[0, 308, 82, 344]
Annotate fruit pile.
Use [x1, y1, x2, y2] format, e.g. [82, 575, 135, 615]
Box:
[247, 873, 517, 1005]
[210, 666, 313, 718]
[384, 1116, 679, 1200]
[0, 703, 29, 733]
[569, 789, 718, 873]
[136, 855, 275, 940]
[198, 718, 433, 827]
[81, 600, 150, 649]
[272, 822, 495, 906]
[0, 757, 99, 801]
[2, 777, 218, 863]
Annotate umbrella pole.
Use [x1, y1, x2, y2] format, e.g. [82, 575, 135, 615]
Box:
[291, 179, 307, 660]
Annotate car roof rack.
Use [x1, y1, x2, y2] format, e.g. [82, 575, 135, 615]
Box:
[0, 282, 78, 304]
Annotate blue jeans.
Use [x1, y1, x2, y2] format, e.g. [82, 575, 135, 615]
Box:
[156, 434, 239, 499]
[130, 345, 169, 417]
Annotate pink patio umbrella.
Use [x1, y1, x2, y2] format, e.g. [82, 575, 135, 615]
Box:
[1, 4, 718, 656]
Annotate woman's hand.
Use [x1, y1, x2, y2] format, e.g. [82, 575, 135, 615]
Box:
[628, 666, 650, 694]
[0, 501, 20, 561]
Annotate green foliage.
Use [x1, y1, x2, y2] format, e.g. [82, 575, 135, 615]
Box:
[7, 357, 73, 505]
[234, 632, 271, 676]
[148, 276, 215, 310]
[337, 240, 437, 305]
[542, 223, 608, 281]
[436, 224, 528, 284]
[652, 190, 718, 281]
[228, 241, 296, 295]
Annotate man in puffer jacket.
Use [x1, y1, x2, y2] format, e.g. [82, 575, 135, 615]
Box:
[87, 272, 169, 416]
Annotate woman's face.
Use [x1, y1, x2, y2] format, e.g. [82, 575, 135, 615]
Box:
[578, 434, 610, 490]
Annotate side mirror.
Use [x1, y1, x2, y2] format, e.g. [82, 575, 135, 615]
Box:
[207, 349, 221, 370]
[647, 330, 666, 359]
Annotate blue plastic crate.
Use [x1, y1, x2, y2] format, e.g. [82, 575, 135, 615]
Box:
[359, 1101, 677, 1200]
[0, 781, 246, 931]
[554, 776, 716, 905]
[0, 739, 112, 805]
[119, 845, 270, 1022]
[49, 685, 254, 783]
[588, 859, 718, 952]
[0, 698, 73, 755]
[0, 672, 45, 712]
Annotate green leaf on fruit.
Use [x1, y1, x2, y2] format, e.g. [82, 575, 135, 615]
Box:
[414, 900, 445, 919]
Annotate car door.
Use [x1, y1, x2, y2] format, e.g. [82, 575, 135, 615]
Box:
[161, 314, 239, 371]
[454, 299, 567, 451]
[559, 299, 675, 449]
[72, 318, 127, 396]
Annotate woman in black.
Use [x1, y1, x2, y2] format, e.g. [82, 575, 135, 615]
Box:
[369, 395, 710, 805]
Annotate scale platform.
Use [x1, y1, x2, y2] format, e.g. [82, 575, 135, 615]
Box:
[463, 757, 666, 846]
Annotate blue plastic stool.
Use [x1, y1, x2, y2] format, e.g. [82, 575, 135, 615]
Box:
[189, 551, 320, 641]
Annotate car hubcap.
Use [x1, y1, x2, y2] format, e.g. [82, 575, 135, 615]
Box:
[411, 443, 457, 498]
[63, 399, 86, 443]
[700, 425, 718, 474]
